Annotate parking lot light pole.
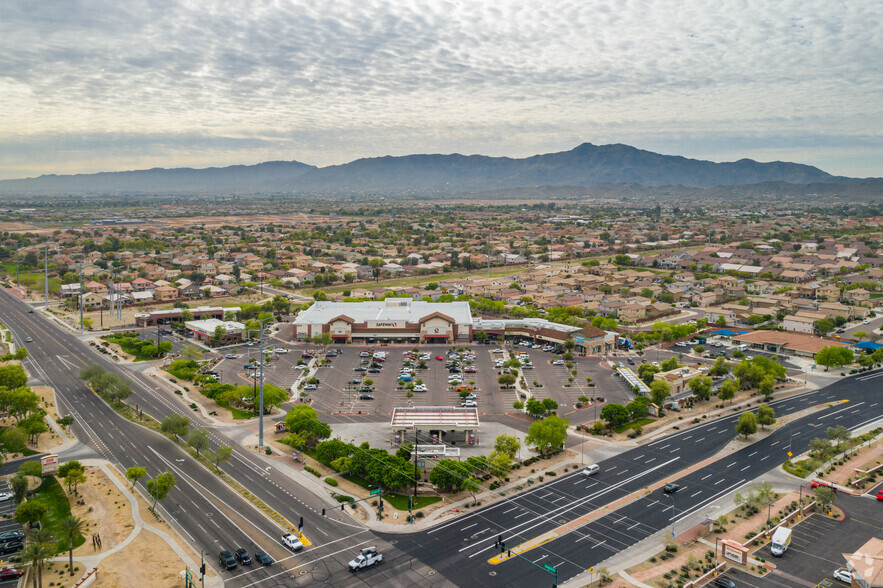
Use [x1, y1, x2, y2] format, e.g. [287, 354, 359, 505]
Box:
[667, 494, 676, 538]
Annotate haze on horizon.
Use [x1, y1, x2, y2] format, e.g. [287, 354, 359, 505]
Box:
[1, 0, 881, 181]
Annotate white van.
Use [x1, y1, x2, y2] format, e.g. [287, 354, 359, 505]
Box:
[736, 344, 749, 352]
[581, 464, 600, 476]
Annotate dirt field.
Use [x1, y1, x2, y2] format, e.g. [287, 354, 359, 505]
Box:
[34, 465, 215, 588]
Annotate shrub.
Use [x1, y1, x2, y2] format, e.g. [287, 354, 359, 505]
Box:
[325, 478, 339, 487]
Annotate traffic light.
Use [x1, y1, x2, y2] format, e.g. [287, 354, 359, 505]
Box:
[321, 508, 325, 517]
[341, 503, 345, 511]
[298, 516, 303, 531]
[199, 563, 205, 576]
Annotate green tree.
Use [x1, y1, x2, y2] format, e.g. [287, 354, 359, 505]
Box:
[688, 376, 713, 402]
[187, 428, 210, 455]
[814, 318, 835, 335]
[735, 411, 757, 439]
[316, 439, 354, 465]
[20, 538, 54, 588]
[209, 325, 226, 346]
[63, 469, 87, 495]
[429, 459, 471, 490]
[759, 375, 775, 399]
[493, 434, 520, 459]
[660, 357, 679, 371]
[709, 356, 730, 377]
[207, 445, 233, 469]
[160, 414, 190, 439]
[525, 397, 545, 418]
[637, 363, 661, 385]
[718, 378, 739, 404]
[0, 364, 28, 389]
[1, 427, 27, 453]
[541, 398, 559, 414]
[826, 425, 851, 451]
[181, 344, 201, 361]
[815, 346, 854, 370]
[18, 460, 43, 478]
[125, 466, 147, 490]
[756, 404, 776, 429]
[650, 380, 671, 407]
[526, 414, 570, 455]
[11, 473, 28, 504]
[600, 403, 630, 427]
[626, 397, 650, 420]
[498, 373, 516, 387]
[60, 515, 85, 576]
[284, 404, 331, 448]
[813, 486, 835, 512]
[146, 471, 177, 511]
[15, 500, 47, 539]
[809, 437, 833, 458]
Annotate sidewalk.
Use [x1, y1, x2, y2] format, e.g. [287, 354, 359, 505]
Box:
[49, 461, 222, 588]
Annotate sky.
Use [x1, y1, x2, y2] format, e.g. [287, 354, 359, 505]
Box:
[1, 0, 881, 180]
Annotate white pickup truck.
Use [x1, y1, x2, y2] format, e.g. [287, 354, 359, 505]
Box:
[281, 533, 304, 552]
[348, 546, 382, 572]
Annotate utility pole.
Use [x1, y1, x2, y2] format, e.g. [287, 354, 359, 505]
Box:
[43, 245, 49, 308]
[412, 425, 419, 502]
[487, 232, 491, 278]
[79, 266, 84, 333]
[15, 251, 19, 290]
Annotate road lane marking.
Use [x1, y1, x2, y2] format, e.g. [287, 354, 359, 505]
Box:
[701, 474, 711, 481]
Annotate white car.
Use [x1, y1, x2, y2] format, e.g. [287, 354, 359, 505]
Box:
[413, 384, 428, 392]
[295, 364, 307, 370]
[274, 348, 288, 354]
[461, 400, 477, 407]
[0, 492, 13, 502]
[833, 569, 852, 583]
[492, 348, 504, 353]
[281, 534, 304, 552]
[552, 359, 564, 365]
[224, 353, 237, 359]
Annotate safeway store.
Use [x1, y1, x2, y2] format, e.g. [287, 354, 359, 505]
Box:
[293, 299, 473, 344]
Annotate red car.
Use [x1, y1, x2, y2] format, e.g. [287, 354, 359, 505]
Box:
[876, 490, 883, 501]
[435, 355, 444, 361]
[0, 568, 24, 580]
[811, 480, 836, 492]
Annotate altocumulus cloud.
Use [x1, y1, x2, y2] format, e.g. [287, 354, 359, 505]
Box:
[0, 0, 881, 178]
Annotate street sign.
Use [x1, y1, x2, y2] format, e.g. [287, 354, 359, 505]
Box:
[370, 488, 382, 496]
[589, 567, 594, 573]
[787, 451, 793, 457]
[544, 564, 556, 572]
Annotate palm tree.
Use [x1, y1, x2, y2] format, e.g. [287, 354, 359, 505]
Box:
[29, 529, 56, 588]
[60, 516, 85, 576]
[19, 542, 40, 588]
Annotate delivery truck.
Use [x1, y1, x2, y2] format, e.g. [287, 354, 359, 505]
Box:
[770, 527, 792, 556]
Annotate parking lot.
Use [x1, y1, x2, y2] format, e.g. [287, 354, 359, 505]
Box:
[718, 493, 883, 588]
[0, 478, 25, 585]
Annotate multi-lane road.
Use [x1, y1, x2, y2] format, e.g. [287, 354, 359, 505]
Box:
[4, 288, 882, 587]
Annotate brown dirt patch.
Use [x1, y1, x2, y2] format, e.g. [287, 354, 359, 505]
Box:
[825, 440, 883, 487]
[71, 467, 134, 556]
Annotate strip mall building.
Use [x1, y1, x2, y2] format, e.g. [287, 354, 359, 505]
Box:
[294, 299, 617, 352]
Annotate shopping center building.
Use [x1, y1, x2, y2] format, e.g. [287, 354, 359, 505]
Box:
[293, 299, 618, 352]
[293, 299, 474, 344]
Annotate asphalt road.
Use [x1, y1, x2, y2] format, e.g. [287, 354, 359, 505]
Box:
[383, 370, 883, 587]
[8, 291, 883, 587]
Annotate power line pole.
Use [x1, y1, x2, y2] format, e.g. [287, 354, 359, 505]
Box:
[79, 266, 84, 333]
[258, 319, 266, 448]
[15, 251, 19, 291]
[43, 245, 49, 308]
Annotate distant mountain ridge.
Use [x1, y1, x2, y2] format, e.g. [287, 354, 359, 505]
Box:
[0, 142, 872, 195]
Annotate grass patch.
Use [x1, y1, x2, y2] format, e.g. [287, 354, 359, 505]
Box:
[783, 459, 814, 478]
[102, 332, 162, 361]
[614, 419, 656, 434]
[342, 473, 379, 492]
[21, 447, 40, 457]
[383, 494, 442, 511]
[28, 476, 86, 555]
[0, 265, 62, 293]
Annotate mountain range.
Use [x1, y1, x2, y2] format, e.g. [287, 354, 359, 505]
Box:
[0, 143, 876, 196]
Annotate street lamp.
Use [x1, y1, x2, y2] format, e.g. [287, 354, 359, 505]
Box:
[667, 494, 676, 539]
[246, 316, 272, 448]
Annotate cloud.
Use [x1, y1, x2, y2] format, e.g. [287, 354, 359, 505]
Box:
[0, 0, 881, 178]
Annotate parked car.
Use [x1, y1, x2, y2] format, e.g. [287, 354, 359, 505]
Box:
[354, 367, 367, 372]
[359, 351, 370, 357]
[461, 400, 477, 407]
[235, 548, 252, 565]
[303, 384, 317, 391]
[224, 353, 237, 359]
[461, 393, 477, 400]
[712, 577, 736, 588]
[0, 568, 24, 580]
[348, 379, 362, 385]
[627, 358, 635, 365]
[464, 366, 476, 373]
[0, 492, 13, 502]
[219, 550, 237, 570]
[367, 368, 382, 373]
[413, 384, 428, 392]
[663, 483, 680, 494]
[877, 490, 883, 501]
[358, 386, 373, 393]
[359, 394, 374, 400]
[834, 568, 852, 583]
[811, 480, 837, 492]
